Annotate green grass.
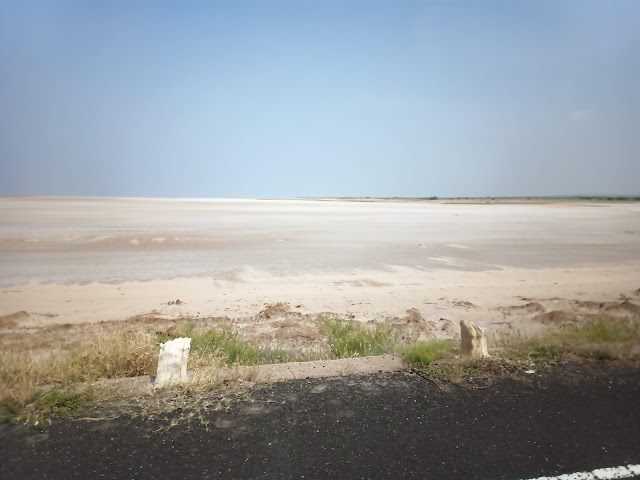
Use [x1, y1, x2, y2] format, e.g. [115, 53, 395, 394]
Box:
[319, 317, 396, 358]
[411, 318, 640, 387]
[1, 385, 94, 430]
[555, 321, 638, 343]
[0, 402, 20, 424]
[29, 385, 93, 419]
[165, 317, 400, 365]
[3, 313, 637, 424]
[0, 331, 159, 406]
[158, 324, 307, 366]
[402, 340, 455, 366]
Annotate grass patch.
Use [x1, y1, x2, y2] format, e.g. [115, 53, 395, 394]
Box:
[402, 340, 455, 366]
[1, 317, 391, 411]
[158, 324, 309, 367]
[28, 385, 93, 419]
[556, 321, 638, 343]
[320, 317, 396, 358]
[415, 358, 515, 389]
[4, 313, 633, 423]
[411, 317, 640, 387]
[0, 323, 303, 409]
[498, 319, 640, 365]
[0, 331, 158, 405]
[0, 317, 400, 425]
[1, 385, 94, 430]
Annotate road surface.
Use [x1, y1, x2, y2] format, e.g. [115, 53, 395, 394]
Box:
[1, 363, 639, 479]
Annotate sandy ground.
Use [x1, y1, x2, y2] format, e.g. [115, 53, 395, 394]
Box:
[1, 197, 639, 349]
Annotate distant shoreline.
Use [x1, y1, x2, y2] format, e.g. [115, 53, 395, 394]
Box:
[1, 195, 639, 203]
[302, 196, 640, 204]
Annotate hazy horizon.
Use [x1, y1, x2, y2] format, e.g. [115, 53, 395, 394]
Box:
[1, 1, 639, 198]
[2, 194, 640, 200]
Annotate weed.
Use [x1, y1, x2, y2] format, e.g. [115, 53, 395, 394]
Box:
[414, 357, 516, 388]
[0, 402, 20, 424]
[0, 331, 158, 405]
[28, 385, 94, 419]
[556, 321, 638, 343]
[402, 340, 455, 366]
[319, 317, 396, 358]
[1, 385, 95, 430]
[413, 317, 640, 387]
[158, 325, 303, 366]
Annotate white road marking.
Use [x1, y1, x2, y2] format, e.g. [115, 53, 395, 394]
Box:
[523, 464, 640, 480]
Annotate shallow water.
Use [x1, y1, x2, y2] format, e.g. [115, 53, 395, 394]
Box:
[1, 197, 639, 285]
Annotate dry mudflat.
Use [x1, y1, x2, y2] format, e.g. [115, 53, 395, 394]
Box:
[1, 197, 639, 351]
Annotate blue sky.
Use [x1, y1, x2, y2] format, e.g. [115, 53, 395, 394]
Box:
[1, 0, 639, 197]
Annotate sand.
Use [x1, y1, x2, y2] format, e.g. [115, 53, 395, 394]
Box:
[1, 197, 639, 346]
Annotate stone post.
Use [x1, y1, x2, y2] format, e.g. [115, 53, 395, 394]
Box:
[155, 337, 191, 388]
[460, 320, 489, 358]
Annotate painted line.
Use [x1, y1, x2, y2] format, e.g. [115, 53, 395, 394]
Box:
[523, 464, 640, 480]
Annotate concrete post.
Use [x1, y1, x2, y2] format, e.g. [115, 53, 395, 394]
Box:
[155, 337, 191, 387]
[460, 320, 489, 358]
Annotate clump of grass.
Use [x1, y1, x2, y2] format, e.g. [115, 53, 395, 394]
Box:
[495, 319, 640, 365]
[0, 402, 20, 424]
[159, 324, 302, 366]
[412, 318, 640, 387]
[69, 331, 158, 379]
[0, 331, 158, 405]
[29, 385, 93, 419]
[402, 340, 455, 366]
[495, 336, 566, 367]
[552, 320, 640, 360]
[319, 316, 396, 359]
[556, 321, 638, 343]
[417, 358, 513, 388]
[1, 385, 94, 430]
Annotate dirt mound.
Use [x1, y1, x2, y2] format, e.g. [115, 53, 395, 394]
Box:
[0, 313, 198, 350]
[273, 322, 323, 343]
[255, 303, 299, 320]
[452, 300, 476, 309]
[401, 308, 427, 326]
[386, 309, 436, 342]
[249, 316, 323, 350]
[0, 311, 28, 328]
[533, 310, 575, 325]
[238, 304, 322, 350]
[439, 318, 456, 334]
[499, 302, 545, 315]
[571, 300, 639, 315]
[603, 302, 632, 313]
[572, 300, 606, 311]
[509, 302, 545, 314]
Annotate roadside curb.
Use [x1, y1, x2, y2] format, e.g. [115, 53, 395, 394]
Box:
[90, 354, 406, 395]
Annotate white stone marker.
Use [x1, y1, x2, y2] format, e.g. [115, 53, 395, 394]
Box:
[460, 320, 489, 358]
[155, 337, 191, 388]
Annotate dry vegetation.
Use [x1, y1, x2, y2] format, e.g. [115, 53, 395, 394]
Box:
[0, 332, 159, 405]
[0, 316, 397, 408]
[2, 298, 639, 428]
[406, 314, 640, 388]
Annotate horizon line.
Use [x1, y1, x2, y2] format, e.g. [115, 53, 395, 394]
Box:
[1, 194, 640, 201]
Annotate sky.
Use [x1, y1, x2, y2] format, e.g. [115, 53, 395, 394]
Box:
[0, 0, 639, 198]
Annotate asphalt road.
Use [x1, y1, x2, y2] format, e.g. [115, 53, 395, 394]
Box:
[2, 364, 639, 479]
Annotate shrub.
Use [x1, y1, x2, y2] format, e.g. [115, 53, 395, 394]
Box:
[402, 340, 455, 366]
[319, 317, 396, 358]
[159, 325, 295, 366]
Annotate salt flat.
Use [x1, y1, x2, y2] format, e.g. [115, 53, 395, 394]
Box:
[1, 197, 639, 284]
[0, 197, 639, 338]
